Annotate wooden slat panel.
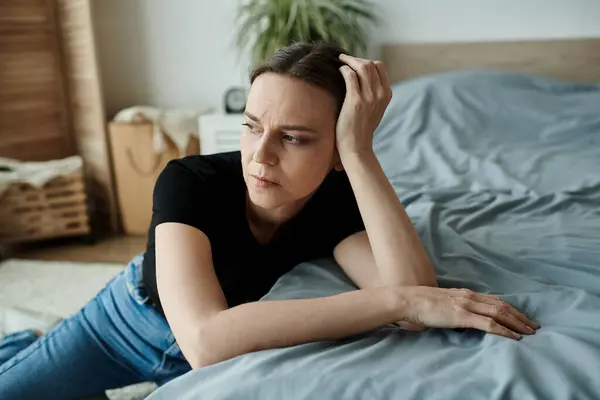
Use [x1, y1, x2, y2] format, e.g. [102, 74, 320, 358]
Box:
[0, 107, 60, 130]
[0, 0, 119, 234]
[0, 0, 50, 25]
[0, 30, 55, 52]
[0, 136, 71, 161]
[0, 97, 60, 113]
[0, 108, 68, 160]
[0, 51, 59, 93]
[0, 0, 74, 162]
[0, 63, 56, 84]
[0, 82, 58, 103]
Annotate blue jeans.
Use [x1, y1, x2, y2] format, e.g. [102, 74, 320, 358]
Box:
[0, 330, 39, 365]
[0, 254, 191, 399]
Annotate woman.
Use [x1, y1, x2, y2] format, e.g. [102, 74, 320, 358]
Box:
[0, 42, 539, 399]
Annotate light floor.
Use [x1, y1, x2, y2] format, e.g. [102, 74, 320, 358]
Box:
[4, 234, 146, 264]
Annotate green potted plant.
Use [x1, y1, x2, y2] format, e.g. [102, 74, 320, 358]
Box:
[235, 0, 380, 66]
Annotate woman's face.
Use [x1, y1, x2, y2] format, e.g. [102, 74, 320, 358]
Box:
[241, 73, 339, 214]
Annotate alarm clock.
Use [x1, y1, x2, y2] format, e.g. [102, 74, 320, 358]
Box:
[224, 87, 247, 114]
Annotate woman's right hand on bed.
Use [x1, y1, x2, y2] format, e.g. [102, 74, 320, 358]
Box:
[395, 286, 540, 340]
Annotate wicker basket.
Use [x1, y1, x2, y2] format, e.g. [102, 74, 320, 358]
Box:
[0, 171, 91, 245]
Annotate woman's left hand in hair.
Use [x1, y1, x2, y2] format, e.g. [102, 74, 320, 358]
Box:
[336, 54, 393, 156]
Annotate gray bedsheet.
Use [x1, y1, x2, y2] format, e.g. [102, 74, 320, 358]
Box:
[148, 71, 600, 400]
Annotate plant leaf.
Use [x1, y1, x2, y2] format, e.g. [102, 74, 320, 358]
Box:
[235, 0, 381, 64]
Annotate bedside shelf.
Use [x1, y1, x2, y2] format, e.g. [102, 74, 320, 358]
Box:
[198, 114, 244, 155]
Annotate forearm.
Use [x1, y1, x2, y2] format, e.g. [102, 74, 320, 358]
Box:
[190, 286, 400, 369]
[340, 150, 438, 287]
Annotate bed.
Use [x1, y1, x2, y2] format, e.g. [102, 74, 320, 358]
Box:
[147, 39, 600, 400]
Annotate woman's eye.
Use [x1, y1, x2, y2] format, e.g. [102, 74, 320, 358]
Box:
[242, 123, 259, 133]
[283, 134, 301, 144]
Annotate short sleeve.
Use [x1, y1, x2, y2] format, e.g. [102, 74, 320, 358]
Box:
[309, 171, 365, 254]
[152, 159, 211, 231]
[331, 174, 365, 243]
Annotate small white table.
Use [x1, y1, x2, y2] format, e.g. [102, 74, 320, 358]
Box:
[198, 114, 244, 155]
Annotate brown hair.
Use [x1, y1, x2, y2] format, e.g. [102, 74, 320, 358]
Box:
[249, 42, 349, 116]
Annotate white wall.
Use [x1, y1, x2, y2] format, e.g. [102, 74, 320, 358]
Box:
[92, 0, 600, 117]
[374, 0, 600, 44]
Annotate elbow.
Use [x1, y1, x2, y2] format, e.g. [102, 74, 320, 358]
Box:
[187, 343, 217, 370]
[187, 340, 211, 370]
[185, 319, 232, 370]
[188, 357, 205, 370]
[188, 355, 211, 370]
[185, 327, 218, 370]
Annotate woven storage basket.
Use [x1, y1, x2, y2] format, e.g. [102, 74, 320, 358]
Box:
[0, 171, 91, 245]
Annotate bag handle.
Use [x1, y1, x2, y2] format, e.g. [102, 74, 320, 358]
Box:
[125, 148, 162, 177]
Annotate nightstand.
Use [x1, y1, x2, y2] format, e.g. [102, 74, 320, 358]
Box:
[198, 114, 244, 155]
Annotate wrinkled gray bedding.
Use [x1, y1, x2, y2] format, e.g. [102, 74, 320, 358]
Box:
[148, 71, 600, 400]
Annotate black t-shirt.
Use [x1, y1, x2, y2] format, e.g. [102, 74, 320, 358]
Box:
[142, 151, 364, 315]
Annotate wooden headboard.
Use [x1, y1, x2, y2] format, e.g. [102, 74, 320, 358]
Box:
[381, 38, 600, 84]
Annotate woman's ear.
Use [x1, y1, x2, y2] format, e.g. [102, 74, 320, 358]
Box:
[332, 149, 344, 172]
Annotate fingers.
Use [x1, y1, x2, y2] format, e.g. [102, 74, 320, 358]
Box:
[339, 54, 387, 100]
[463, 300, 534, 336]
[373, 61, 393, 103]
[472, 293, 540, 330]
[338, 54, 373, 90]
[373, 61, 391, 91]
[339, 65, 360, 98]
[463, 313, 522, 341]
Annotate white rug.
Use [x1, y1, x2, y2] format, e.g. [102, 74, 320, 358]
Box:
[0, 258, 157, 400]
[0, 259, 125, 317]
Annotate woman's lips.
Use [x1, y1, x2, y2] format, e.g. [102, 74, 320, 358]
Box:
[251, 175, 279, 188]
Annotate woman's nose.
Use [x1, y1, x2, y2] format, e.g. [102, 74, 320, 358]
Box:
[253, 133, 278, 165]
